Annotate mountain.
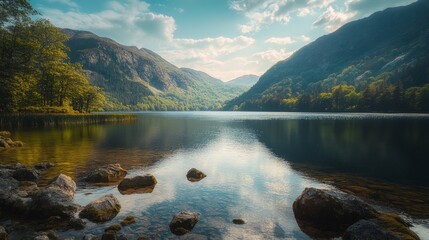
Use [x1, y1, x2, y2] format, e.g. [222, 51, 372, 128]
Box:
[225, 0, 429, 112]
[62, 29, 246, 110]
[227, 75, 259, 88]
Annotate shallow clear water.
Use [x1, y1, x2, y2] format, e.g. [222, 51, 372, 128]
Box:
[1, 112, 429, 239]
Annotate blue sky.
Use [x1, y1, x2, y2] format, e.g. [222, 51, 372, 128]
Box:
[30, 0, 416, 81]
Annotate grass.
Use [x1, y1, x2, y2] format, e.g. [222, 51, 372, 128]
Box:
[0, 113, 137, 129]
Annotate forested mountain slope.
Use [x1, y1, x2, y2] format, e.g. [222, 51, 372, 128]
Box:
[63, 29, 246, 110]
[225, 0, 429, 112]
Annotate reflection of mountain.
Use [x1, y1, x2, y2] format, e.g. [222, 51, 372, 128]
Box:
[96, 114, 221, 152]
[243, 119, 429, 186]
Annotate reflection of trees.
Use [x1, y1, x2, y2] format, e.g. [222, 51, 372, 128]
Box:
[244, 119, 429, 186]
[2, 126, 105, 183]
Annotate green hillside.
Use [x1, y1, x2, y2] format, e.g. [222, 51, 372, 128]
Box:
[225, 0, 429, 112]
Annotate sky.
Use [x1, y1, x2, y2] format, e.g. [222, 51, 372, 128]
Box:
[30, 0, 416, 81]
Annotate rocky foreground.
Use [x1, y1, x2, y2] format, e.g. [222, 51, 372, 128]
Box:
[0, 132, 421, 239]
[0, 160, 204, 239]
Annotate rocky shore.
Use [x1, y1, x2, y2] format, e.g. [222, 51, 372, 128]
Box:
[0, 132, 421, 239]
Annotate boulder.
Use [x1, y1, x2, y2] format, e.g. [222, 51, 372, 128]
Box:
[186, 168, 206, 182]
[117, 175, 157, 194]
[169, 211, 200, 235]
[292, 188, 378, 237]
[47, 174, 76, 197]
[85, 164, 127, 183]
[79, 194, 121, 223]
[31, 174, 79, 218]
[0, 225, 7, 240]
[343, 219, 399, 240]
[34, 162, 55, 170]
[12, 168, 39, 181]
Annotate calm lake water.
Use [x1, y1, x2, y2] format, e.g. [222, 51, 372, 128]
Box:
[1, 112, 429, 239]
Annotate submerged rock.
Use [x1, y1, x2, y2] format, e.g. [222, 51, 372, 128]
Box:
[232, 218, 246, 224]
[12, 168, 39, 181]
[169, 211, 200, 235]
[186, 168, 206, 182]
[293, 187, 378, 237]
[120, 216, 136, 226]
[85, 164, 127, 183]
[101, 231, 117, 240]
[34, 162, 55, 170]
[117, 175, 157, 194]
[79, 194, 121, 223]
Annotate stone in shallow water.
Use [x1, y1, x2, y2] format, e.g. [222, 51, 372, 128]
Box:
[292, 187, 378, 238]
[232, 218, 245, 224]
[117, 175, 157, 194]
[186, 168, 206, 182]
[343, 219, 399, 240]
[120, 216, 136, 226]
[85, 164, 127, 183]
[34, 162, 55, 170]
[79, 194, 121, 223]
[169, 211, 200, 235]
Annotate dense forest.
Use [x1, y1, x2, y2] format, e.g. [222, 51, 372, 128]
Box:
[226, 0, 429, 112]
[0, 0, 104, 113]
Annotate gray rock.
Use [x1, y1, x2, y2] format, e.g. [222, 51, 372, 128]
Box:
[343, 219, 400, 240]
[47, 174, 76, 197]
[31, 174, 79, 218]
[0, 225, 7, 240]
[169, 211, 200, 235]
[292, 187, 378, 237]
[79, 194, 121, 223]
[85, 164, 127, 183]
[12, 168, 39, 181]
[117, 175, 157, 194]
[186, 168, 206, 182]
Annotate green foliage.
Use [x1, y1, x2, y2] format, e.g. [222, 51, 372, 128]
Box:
[0, 1, 105, 113]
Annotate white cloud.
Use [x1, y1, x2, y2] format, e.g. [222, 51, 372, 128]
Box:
[40, 0, 176, 46]
[265, 37, 296, 45]
[230, 0, 339, 33]
[300, 35, 311, 42]
[45, 0, 78, 8]
[253, 48, 294, 63]
[313, 6, 355, 32]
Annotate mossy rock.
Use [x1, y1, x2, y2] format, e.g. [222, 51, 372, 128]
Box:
[105, 224, 121, 232]
[120, 216, 136, 226]
[376, 213, 420, 240]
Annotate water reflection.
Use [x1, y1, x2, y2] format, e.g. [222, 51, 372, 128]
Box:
[1, 112, 428, 238]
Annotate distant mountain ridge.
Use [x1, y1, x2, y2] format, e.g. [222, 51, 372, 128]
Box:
[63, 29, 247, 110]
[225, 0, 429, 112]
[227, 75, 259, 88]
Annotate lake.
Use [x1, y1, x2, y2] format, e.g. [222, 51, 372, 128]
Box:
[1, 112, 429, 239]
